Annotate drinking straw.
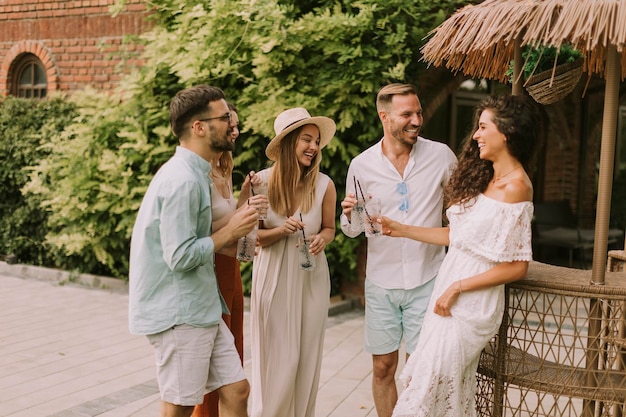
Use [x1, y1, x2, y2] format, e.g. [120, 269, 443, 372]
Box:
[248, 173, 256, 196]
[356, 179, 373, 222]
[299, 213, 306, 240]
[349, 176, 359, 225]
[356, 178, 366, 201]
[299, 213, 314, 268]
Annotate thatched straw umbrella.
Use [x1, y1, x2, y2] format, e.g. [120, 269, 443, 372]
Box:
[422, 0, 626, 285]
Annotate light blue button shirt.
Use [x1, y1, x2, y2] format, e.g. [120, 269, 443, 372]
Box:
[129, 146, 222, 335]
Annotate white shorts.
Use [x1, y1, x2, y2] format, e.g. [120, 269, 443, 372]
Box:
[147, 320, 246, 406]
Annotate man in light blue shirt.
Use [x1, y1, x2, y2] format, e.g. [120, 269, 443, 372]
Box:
[129, 85, 258, 417]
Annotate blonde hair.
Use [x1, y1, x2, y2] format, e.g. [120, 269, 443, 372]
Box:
[376, 83, 418, 113]
[268, 126, 321, 216]
[215, 152, 233, 177]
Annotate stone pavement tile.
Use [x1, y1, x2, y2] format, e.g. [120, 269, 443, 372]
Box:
[0, 275, 155, 417]
[101, 392, 160, 417]
[318, 322, 367, 385]
[2, 345, 152, 398]
[121, 393, 161, 417]
[0, 320, 134, 365]
[322, 377, 375, 417]
[0, 338, 149, 389]
[0, 268, 385, 417]
[5, 367, 156, 417]
[316, 347, 374, 416]
[48, 381, 159, 417]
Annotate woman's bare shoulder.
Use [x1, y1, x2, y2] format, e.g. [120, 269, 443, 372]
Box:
[502, 178, 533, 204]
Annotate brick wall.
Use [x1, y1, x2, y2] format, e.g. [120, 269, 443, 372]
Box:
[0, 0, 152, 96]
[541, 94, 582, 207]
[540, 83, 608, 229]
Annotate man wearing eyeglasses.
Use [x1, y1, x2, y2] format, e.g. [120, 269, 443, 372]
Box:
[129, 85, 258, 417]
[340, 83, 457, 417]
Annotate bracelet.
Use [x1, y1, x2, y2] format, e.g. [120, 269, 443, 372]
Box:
[458, 280, 463, 294]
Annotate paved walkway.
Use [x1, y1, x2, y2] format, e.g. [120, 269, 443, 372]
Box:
[0, 262, 405, 417]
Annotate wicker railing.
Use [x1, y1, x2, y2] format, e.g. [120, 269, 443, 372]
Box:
[477, 262, 626, 417]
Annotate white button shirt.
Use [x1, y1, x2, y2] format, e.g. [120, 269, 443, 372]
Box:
[341, 137, 457, 290]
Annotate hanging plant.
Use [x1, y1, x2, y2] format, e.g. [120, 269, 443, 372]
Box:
[507, 44, 584, 104]
[509, 44, 583, 80]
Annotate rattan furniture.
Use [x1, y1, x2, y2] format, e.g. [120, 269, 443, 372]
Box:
[608, 250, 626, 273]
[476, 261, 626, 417]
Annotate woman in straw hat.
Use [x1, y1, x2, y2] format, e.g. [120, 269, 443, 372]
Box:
[380, 94, 544, 417]
[249, 108, 337, 417]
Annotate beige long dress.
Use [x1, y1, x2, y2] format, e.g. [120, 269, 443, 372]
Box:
[250, 168, 331, 417]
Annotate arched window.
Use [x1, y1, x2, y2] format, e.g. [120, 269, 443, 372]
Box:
[12, 54, 47, 98]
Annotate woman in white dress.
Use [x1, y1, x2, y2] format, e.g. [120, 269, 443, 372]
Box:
[250, 108, 337, 417]
[380, 94, 545, 417]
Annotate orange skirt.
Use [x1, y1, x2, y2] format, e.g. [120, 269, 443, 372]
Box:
[191, 253, 244, 417]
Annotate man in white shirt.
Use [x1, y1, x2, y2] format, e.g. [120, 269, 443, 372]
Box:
[340, 83, 457, 417]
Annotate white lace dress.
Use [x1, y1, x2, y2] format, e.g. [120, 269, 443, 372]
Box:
[393, 194, 533, 417]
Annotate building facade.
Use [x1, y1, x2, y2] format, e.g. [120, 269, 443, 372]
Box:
[0, 0, 151, 98]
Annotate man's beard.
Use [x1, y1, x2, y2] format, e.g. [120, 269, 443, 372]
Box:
[211, 130, 235, 152]
[213, 139, 234, 152]
[390, 124, 419, 146]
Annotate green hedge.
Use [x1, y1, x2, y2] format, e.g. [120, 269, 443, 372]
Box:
[21, 83, 179, 279]
[0, 97, 77, 267]
[8, 0, 473, 294]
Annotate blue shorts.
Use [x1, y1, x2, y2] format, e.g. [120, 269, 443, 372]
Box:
[364, 278, 435, 355]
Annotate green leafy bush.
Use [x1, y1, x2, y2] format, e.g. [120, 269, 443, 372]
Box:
[19, 0, 470, 291]
[23, 77, 181, 279]
[0, 97, 77, 266]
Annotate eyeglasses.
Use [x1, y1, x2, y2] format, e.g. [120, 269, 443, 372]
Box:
[198, 112, 231, 124]
[396, 181, 409, 213]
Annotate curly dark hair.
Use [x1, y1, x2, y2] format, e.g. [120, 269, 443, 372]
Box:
[445, 94, 546, 207]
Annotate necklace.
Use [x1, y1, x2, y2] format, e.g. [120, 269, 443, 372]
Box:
[492, 165, 521, 183]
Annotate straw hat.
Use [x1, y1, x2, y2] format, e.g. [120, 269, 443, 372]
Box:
[265, 108, 336, 161]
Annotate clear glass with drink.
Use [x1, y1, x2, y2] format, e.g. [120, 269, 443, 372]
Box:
[351, 197, 366, 232]
[298, 237, 316, 271]
[364, 196, 382, 237]
[236, 224, 258, 261]
[251, 180, 268, 220]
